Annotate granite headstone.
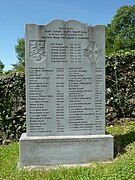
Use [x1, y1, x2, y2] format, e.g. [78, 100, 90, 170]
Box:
[19, 20, 113, 168]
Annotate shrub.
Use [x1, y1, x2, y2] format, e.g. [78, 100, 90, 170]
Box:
[106, 50, 135, 122]
[0, 72, 26, 141]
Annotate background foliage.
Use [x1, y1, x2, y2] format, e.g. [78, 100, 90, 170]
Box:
[106, 50, 135, 124]
[0, 72, 26, 142]
[11, 38, 25, 72]
[106, 5, 135, 54]
[0, 60, 5, 75]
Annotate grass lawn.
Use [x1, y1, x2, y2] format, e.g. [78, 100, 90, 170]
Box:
[0, 121, 135, 180]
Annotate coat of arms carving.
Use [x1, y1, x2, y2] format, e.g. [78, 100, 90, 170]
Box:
[29, 40, 47, 62]
[84, 42, 102, 63]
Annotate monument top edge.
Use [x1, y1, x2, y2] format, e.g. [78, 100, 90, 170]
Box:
[25, 19, 105, 27]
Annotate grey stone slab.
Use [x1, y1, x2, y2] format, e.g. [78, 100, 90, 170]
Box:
[25, 20, 105, 136]
[19, 133, 113, 168]
[19, 20, 113, 168]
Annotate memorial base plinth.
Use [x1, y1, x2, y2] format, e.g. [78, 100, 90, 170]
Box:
[18, 133, 113, 168]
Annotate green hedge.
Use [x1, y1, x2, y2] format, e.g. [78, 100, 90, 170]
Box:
[0, 72, 26, 142]
[0, 51, 134, 142]
[106, 50, 135, 123]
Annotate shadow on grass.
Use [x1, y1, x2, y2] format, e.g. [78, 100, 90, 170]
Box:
[114, 131, 135, 157]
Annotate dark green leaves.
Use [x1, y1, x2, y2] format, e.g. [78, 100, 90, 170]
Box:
[106, 5, 135, 55]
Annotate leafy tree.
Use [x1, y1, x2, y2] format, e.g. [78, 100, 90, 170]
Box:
[106, 5, 135, 54]
[12, 38, 25, 72]
[0, 60, 5, 74]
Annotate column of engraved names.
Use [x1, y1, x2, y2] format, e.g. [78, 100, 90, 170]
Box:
[50, 42, 67, 132]
[51, 43, 68, 62]
[56, 67, 65, 132]
[28, 67, 52, 133]
[95, 67, 104, 131]
[68, 67, 94, 132]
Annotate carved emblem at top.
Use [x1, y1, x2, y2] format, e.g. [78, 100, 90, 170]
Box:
[29, 40, 47, 62]
[84, 42, 102, 63]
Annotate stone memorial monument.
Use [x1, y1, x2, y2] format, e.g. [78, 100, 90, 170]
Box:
[19, 20, 113, 168]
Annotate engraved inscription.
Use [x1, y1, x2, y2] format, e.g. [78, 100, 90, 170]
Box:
[29, 40, 47, 62]
[34, 139, 99, 144]
[26, 20, 105, 136]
